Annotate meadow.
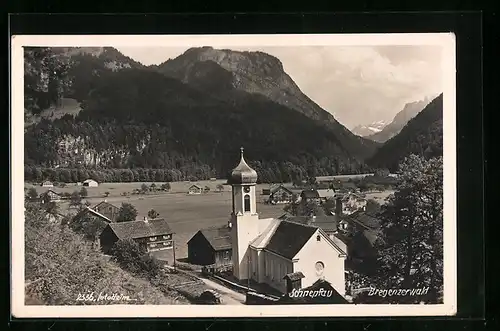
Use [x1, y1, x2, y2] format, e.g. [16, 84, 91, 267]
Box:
[26, 180, 286, 261]
[25, 180, 394, 262]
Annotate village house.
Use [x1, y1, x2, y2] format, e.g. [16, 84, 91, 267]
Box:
[91, 200, 120, 222]
[340, 193, 368, 215]
[316, 188, 335, 202]
[267, 185, 295, 204]
[187, 184, 203, 195]
[83, 179, 99, 187]
[99, 217, 173, 254]
[299, 189, 322, 205]
[41, 181, 53, 188]
[227, 148, 347, 297]
[187, 226, 232, 271]
[41, 189, 63, 202]
[73, 206, 113, 225]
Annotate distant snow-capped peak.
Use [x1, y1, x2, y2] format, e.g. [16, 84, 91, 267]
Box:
[351, 120, 388, 136]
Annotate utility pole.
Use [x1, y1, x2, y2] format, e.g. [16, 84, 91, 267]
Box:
[172, 237, 177, 273]
[247, 252, 250, 292]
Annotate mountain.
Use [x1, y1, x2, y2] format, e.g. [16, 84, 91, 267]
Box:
[24, 47, 377, 183]
[367, 94, 443, 171]
[366, 98, 431, 143]
[352, 121, 388, 137]
[154, 47, 378, 160]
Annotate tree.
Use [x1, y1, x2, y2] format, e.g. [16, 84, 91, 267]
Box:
[216, 184, 224, 192]
[150, 183, 157, 192]
[40, 192, 51, 204]
[117, 203, 138, 222]
[147, 209, 160, 219]
[70, 191, 82, 207]
[140, 183, 149, 193]
[103, 191, 110, 197]
[44, 201, 60, 216]
[27, 187, 39, 200]
[79, 187, 88, 198]
[110, 239, 162, 279]
[365, 199, 381, 214]
[322, 198, 336, 215]
[374, 155, 443, 303]
[204, 186, 210, 193]
[161, 182, 171, 192]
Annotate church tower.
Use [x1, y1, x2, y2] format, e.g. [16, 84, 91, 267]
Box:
[228, 147, 260, 281]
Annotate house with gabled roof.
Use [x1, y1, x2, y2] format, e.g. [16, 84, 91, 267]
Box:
[99, 217, 173, 254]
[187, 226, 232, 270]
[267, 184, 295, 204]
[91, 200, 120, 222]
[187, 184, 203, 195]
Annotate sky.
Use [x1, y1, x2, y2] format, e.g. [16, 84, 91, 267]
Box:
[117, 45, 443, 129]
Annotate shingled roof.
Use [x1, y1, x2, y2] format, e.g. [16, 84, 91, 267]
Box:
[345, 211, 381, 230]
[108, 218, 172, 240]
[198, 226, 232, 251]
[265, 221, 317, 260]
[300, 189, 320, 199]
[280, 215, 340, 233]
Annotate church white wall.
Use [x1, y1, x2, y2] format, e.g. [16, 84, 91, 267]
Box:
[293, 229, 346, 296]
[263, 251, 293, 293]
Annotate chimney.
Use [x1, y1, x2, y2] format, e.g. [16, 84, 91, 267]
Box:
[335, 197, 343, 216]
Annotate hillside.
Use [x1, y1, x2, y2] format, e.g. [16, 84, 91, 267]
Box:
[154, 47, 377, 160]
[24, 67, 373, 182]
[367, 94, 443, 172]
[24, 46, 380, 182]
[367, 99, 431, 143]
[24, 203, 187, 305]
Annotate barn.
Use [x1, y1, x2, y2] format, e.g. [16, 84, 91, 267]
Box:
[187, 226, 232, 271]
[83, 179, 99, 187]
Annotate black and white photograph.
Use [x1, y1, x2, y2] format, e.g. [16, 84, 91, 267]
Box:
[11, 33, 456, 317]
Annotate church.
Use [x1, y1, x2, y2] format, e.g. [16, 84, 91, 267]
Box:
[228, 148, 348, 296]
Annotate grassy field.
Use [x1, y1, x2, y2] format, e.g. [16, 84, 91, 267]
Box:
[26, 181, 286, 262]
[26, 180, 393, 262]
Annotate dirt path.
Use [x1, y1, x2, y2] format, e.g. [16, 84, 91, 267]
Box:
[164, 266, 245, 305]
[199, 277, 246, 305]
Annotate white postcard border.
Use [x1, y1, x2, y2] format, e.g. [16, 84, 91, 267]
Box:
[11, 33, 457, 318]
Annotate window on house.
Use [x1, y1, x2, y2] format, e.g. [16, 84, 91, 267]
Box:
[244, 195, 251, 212]
[163, 235, 170, 240]
[316, 235, 321, 242]
[150, 243, 157, 248]
[149, 237, 157, 241]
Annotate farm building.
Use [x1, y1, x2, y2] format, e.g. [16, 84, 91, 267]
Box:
[72, 206, 113, 225]
[187, 184, 203, 195]
[267, 185, 295, 204]
[227, 147, 348, 297]
[41, 189, 63, 202]
[83, 179, 98, 187]
[92, 200, 119, 222]
[187, 226, 232, 271]
[41, 181, 53, 187]
[99, 217, 173, 254]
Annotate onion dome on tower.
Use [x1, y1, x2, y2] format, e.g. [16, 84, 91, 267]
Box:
[229, 147, 258, 185]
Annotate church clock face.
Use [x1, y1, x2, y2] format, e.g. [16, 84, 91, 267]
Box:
[243, 186, 251, 193]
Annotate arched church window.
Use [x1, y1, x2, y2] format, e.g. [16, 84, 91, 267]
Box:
[315, 261, 325, 276]
[244, 194, 251, 212]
